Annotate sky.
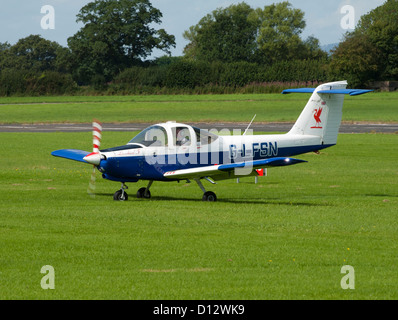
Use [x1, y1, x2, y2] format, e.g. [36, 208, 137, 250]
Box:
[0, 0, 386, 58]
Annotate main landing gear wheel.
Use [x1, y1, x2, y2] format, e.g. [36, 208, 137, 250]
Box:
[202, 191, 217, 202]
[136, 181, 153, 199]
[137, 187, 151, 199]
[194, 178, 217, 202]
[113, 189, 128, 201]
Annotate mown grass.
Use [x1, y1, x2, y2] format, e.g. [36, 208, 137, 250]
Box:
[0, 131, 397, 299]
[0, 92, 397, 124]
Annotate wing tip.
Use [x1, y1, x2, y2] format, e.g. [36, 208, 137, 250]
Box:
[51, 149, 90, 163]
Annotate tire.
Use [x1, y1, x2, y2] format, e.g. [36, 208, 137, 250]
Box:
[113, 190, 128, 201]
[202, 191, 217, 202]
[137, 187, 151, 199]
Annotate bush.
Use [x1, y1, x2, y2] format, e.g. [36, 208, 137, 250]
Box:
[219, 61, 259, 87]
[100, 58, 331, 95]
[0, 69, 77, 96]
[0, 69, 29, 96]
[164, 60, 212, 88]
[0, 33, 332, 95]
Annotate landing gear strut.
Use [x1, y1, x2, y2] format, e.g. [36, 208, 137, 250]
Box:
[113, 183, 128, 201]
[113, 180, 213, 202]
[194, 178, 217, 202]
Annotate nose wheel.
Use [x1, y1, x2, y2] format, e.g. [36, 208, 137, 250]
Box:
[113, 183, 128, 201]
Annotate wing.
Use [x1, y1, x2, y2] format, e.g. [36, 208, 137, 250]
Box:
[51, 149, 90, 164]
[164, 157, 307, 181]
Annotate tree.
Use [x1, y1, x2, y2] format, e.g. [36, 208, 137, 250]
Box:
[0, 36, 77, 96]
[183, 1, 325, 64]
[355, 0, 398, 79]
[183, 2, 258, 62]
[301, 36, 328, 60]
[0, 42, 11, 52]
[0, 42, 11, 73]
[330, 0, 398, 85]
[252, 1, 318, 63]
[329, 33, 383, 87]
[0, 35, 65, 73]
[68, 0, 176, 84]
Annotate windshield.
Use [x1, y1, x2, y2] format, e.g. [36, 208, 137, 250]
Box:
[128, 126, 168, 147]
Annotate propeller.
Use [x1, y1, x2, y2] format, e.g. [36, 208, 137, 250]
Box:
[84, 120, 103, 198]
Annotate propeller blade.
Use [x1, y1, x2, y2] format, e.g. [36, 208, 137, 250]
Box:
[87, 120, 103, 198]
[92, 120, 102, 152]
[88, 165, 96, 198]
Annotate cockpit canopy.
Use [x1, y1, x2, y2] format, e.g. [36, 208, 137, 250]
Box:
[128, 123, 219, 148]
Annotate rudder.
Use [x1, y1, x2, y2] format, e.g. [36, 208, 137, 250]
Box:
[287, 81, 348, 145]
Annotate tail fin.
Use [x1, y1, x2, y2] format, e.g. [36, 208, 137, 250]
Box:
[283, 81, 372, 145]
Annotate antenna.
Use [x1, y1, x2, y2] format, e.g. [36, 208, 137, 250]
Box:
[243, 114, 256, 135]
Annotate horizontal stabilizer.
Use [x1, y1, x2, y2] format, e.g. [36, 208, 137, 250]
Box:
[282, 88, 373, 96]
[51, 149, 90, 163]
[317, 89, 373, 96]
[281, 88, 315, 94]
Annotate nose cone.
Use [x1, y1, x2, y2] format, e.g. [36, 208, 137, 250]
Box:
[83, 152, 102, 165]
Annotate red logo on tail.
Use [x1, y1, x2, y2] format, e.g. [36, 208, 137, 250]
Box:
[311, 107, 323, 129]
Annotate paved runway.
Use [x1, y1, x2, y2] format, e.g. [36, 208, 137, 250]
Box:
[1, 122, 397, 134]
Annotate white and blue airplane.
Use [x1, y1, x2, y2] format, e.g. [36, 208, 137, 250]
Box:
[51, 81, 372, 201]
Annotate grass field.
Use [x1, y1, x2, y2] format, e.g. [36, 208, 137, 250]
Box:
[1, 92, 398, 124]
[1, 130, 397, 300]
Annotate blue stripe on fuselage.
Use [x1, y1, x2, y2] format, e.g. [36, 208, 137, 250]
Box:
[100, 144, 334, 181]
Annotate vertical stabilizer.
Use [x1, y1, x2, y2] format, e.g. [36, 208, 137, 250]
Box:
[287, 81, 348, 145]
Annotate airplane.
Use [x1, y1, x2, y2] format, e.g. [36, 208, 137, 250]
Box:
[51, 81, 372, 202]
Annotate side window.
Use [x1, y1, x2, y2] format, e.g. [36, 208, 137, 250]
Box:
[174, 127, 191, 146]
[193, 127, 219, 145]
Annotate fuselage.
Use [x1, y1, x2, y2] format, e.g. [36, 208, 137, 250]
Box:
[98, 123, 332, 182]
